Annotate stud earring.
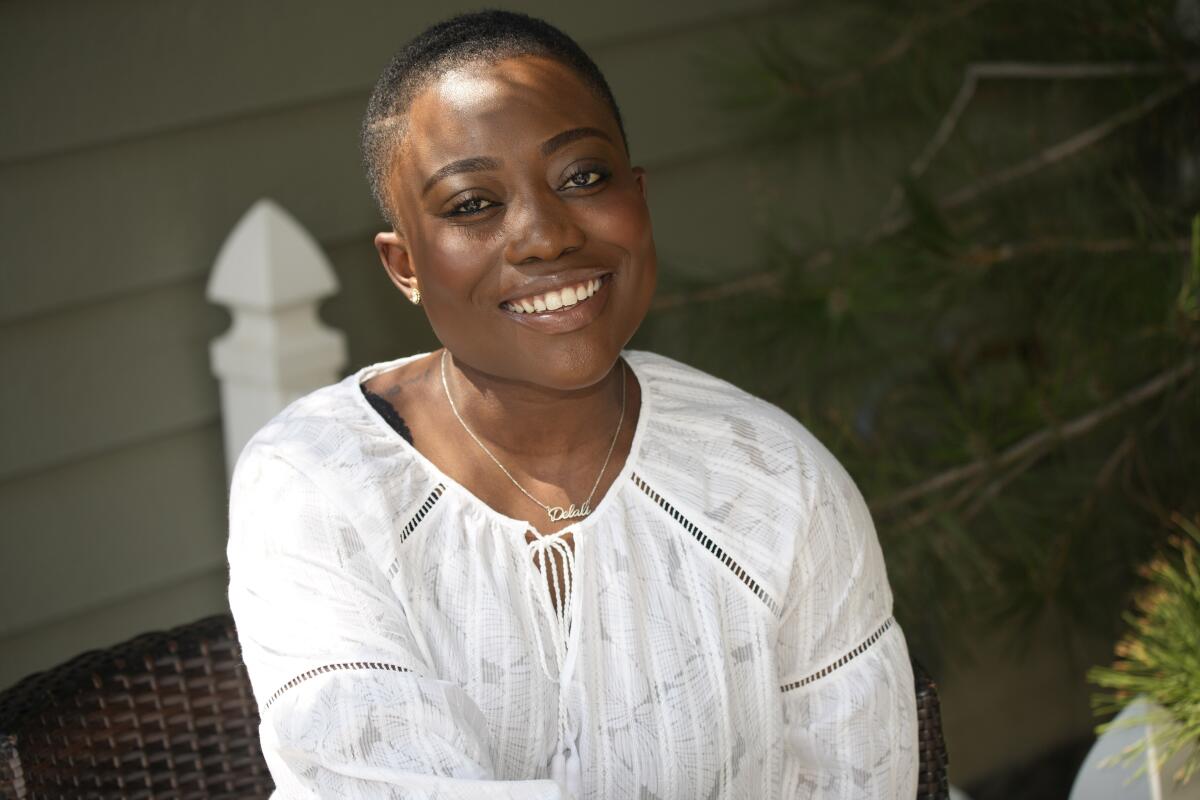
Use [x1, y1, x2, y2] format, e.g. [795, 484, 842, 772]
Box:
[410, 286, 421, 305]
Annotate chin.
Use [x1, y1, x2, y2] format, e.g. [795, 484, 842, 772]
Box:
[442, 332, 624, 394]
[516, 338, 625, 392]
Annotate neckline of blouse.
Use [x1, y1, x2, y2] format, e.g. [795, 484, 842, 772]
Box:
[348, 349, 654, 536]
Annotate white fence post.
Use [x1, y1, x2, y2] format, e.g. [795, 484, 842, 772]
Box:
[206, 198, 348, 479]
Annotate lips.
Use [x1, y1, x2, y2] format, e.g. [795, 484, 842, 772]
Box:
[501, 275, 608, 314]
[498, 273, 613, 334]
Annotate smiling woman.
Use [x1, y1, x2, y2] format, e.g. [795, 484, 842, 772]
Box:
[373, 49, 655, 393]
[226, 10, 918, 800]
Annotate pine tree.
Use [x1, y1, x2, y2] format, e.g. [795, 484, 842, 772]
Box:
[632, 0, 1200, 665]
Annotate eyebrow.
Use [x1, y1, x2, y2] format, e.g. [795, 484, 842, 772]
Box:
[540, 126, 613, 157]
[421, 156, 501, 196]
[420, 127, 614, 197]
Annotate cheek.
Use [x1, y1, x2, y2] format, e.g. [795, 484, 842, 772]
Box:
[414, 227, 503, 300]
[589, 188, 656, 263]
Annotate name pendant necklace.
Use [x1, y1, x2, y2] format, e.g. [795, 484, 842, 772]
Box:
[441, 349, 626, 523]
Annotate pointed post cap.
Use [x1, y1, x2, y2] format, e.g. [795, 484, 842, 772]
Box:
[206, 198, 338, 310]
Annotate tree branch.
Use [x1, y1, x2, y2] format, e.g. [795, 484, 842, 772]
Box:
[871, 357, 1199, 514]
[912, 62, 1186, 177]
[893, 471, 988, 533]
[875, 61, 1198, 226]
[940, 78, 1197, 212]
[1075, 430, 1138, 521]
[958, 237, 1191, 267]
[651, 238, 1189, 310]
[651, 270, 783, 312]
[788, 0, 997, 98]
[653, 69, 1196, 312]
[874, 75, 1199, 239]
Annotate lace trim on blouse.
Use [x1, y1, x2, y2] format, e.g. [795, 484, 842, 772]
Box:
[631, 472, 781, 616]
[398, 483, 446, 546]
[386, 484, 447, 581]
[779, 616, 895, 692]
[263, 661, 413, 711]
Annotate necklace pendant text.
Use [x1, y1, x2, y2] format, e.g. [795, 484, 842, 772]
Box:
[547, 502, 591, 522]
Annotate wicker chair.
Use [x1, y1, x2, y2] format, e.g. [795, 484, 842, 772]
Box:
[913, 660, 950, 800]
[0, 616, 270, 800]
[0, 614, 950, 799]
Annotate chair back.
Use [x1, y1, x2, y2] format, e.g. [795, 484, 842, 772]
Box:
[914, 659, 951, 800]
[0, 615, 271, 799]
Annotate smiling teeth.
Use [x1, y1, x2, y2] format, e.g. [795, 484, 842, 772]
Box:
[503, 278, 602, 313]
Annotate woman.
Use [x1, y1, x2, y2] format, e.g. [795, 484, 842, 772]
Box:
[228, 10, 918, 799]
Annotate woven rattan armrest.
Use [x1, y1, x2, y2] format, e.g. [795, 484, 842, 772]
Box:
[0, 614, 272, 800]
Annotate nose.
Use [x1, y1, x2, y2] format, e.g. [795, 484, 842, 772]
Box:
[503, 187, 586, 265]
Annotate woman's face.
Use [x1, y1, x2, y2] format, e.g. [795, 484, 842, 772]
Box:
[376, 54, 657, 391]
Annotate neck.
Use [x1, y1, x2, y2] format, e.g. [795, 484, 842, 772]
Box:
[442, 350, 626, 465]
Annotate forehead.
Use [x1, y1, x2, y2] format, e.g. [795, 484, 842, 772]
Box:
[400, 55, 618, 171]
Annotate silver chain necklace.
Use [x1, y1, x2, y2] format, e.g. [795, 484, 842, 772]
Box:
[440, 349, 627, 523]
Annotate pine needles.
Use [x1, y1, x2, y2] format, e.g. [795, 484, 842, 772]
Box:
[1087, 512, 1200, 786]
[634, 0, 1200, 665]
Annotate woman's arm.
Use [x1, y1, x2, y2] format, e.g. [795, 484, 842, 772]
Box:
[776, 456, 919, 798]
[227, 445, 561, 800]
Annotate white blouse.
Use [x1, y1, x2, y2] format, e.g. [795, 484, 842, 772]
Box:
[227, 349, 918, 799]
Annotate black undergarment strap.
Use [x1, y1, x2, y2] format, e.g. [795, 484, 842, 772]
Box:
[361, 386, 415, 445]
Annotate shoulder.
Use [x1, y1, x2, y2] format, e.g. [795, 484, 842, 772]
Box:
[233, 374, 370, 479]
[628, 349, 848, 505]
[628, 350, 886, 607]
[229, 357, 437, 523]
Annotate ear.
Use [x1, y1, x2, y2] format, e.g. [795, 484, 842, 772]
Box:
[374, 231, 420, 303]
[632, 166, 648, 202]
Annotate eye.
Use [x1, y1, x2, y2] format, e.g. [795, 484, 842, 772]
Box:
[560, 166, 610, 190]
[445, 194, 498, 217]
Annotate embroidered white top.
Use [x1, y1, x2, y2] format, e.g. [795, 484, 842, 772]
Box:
[227, 349, 918, 799]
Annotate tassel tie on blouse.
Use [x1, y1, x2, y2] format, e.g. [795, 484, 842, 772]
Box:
[524, 528, 581, 800]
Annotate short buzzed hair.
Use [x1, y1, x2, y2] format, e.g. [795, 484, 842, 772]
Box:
[360, 9, 629, 229]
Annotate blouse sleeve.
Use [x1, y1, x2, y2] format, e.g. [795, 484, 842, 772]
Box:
[775, 457, 919, 798]
[227, 445, 562, 800]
